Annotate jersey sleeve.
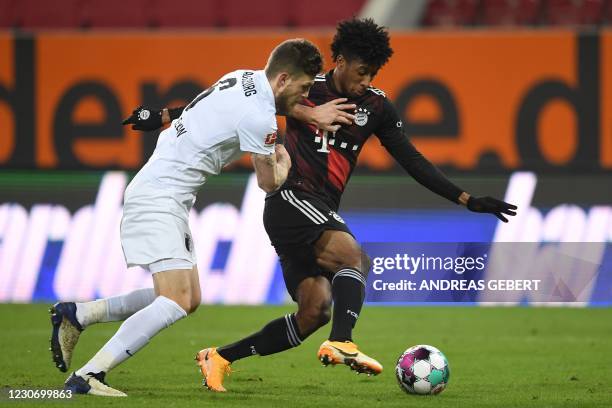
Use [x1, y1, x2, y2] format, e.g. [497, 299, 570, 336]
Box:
[375, 98, 464, 204]
[236, 107, 277, 155]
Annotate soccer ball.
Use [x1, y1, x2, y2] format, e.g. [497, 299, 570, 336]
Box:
[395, 344, 450, 395]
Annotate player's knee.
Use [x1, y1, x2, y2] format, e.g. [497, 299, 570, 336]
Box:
[323, 248, 362, 272]
[167, 290, 200, 315]
[188, 289, 201, 314]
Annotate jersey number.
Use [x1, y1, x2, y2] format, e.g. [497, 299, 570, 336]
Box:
[184, 78, 237, 111]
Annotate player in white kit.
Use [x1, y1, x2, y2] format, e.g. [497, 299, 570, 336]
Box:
[51, 39, 330, 397]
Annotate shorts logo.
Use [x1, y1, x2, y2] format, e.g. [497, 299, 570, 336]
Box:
[264, 132, 277, 146]
[329, 211, 345, 224]
[355, 107, 371, 127]
[185, 233, 192, 252]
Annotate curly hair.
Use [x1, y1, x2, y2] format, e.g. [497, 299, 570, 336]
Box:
[331, 18, 393, 70]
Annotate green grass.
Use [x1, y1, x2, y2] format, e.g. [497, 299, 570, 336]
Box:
[1, 304, 611, 407]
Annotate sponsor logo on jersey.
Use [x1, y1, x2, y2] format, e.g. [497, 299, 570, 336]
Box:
[264, 132, 277, 146]
[355, 107, 371, 126]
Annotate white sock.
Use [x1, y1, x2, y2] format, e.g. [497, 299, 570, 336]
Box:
[76, 288, 157, 328]
[76, 296, 186, 376]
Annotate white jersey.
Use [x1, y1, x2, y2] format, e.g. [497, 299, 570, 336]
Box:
[135, 69, 277, 195]
[120, 69, 277, 269]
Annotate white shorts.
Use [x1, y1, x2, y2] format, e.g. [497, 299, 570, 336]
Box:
[120, 175, 197, 271]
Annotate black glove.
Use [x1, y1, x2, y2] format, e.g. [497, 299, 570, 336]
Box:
[122, 106, 163, 131]
[467, 196, 517, 223]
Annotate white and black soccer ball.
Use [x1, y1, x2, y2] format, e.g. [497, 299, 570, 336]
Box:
[395, 344, 450, 395]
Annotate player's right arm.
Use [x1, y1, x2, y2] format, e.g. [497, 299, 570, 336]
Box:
[122, 106, 184, 131]
[290, 98, 356, 132]
[251, 145, 292, 193]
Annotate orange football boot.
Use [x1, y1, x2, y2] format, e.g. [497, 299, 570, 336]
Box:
[318, 340, 383, 376]
[195, 347, 232, 392]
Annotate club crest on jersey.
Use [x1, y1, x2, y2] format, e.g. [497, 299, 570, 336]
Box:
[138, 109, 151, 120]
[354, 107, 371, 127]
[328, 211, 345, 224]
[264, 132, 277, 146]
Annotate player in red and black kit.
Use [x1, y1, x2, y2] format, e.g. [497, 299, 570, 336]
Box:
[124, 18, 517, 392]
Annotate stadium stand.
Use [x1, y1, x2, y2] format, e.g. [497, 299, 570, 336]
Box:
[0, 0, 365, 29]
[480, 0, 542, 26]
[151, 0, 219, 28]
[0, 0, 15, 28]
[606, 0, 612, 22]
[422, 0, 611, 27]
[81, 0, 153, 28]
[293, 0, 367, 27]
[422, 0, 481, 26]
[543, 0, 605, 26]
[222, 0, 292, 27]
[15, 0, 83, 29]
[2, 0, 610, 29]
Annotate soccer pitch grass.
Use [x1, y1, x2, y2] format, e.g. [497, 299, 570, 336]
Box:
[1, 304, 611, 407]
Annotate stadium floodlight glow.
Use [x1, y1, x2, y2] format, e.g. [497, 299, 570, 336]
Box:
[78, 172, 128, 301]
[0, 171, 609, 304]
[48, 205, 71, 241]
[493, 172, 537, 242]
[223, 175, 278, 305]
[484, 172, 611, 305]
[53, 206, 94, 301]
[0, 204, 28, 302]
[192, 203, 241, 303]
[30, 172, 275, 303]
[12, 205, 53, 302]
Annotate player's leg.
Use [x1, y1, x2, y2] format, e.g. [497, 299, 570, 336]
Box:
[211, 276, 331, 362]
[314, 230, 381, 375]
[50, 288, 157, 372]
[315, 230, 367, 341]
[65, 263, 200, 396]
[294, 276, 332, 337]
[76, 288, 157, 327]
[196, 249, 332, 392]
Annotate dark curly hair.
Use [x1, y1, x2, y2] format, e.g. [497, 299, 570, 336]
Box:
[331, 18, 393, 70]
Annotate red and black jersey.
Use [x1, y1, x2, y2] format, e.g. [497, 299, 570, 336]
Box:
[280, 70, 463, 211]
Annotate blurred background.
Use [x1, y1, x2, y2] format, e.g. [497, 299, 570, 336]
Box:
[0, 0, 610, 305]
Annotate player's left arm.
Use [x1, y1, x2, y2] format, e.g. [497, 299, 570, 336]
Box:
[377, 99, 517, 222]
[251, 145, 292, 193]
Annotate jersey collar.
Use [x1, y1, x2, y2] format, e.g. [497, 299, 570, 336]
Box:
[325, 69, 343, 97]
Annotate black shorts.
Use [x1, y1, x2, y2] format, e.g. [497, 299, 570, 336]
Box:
[263, 189, 354, 301]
